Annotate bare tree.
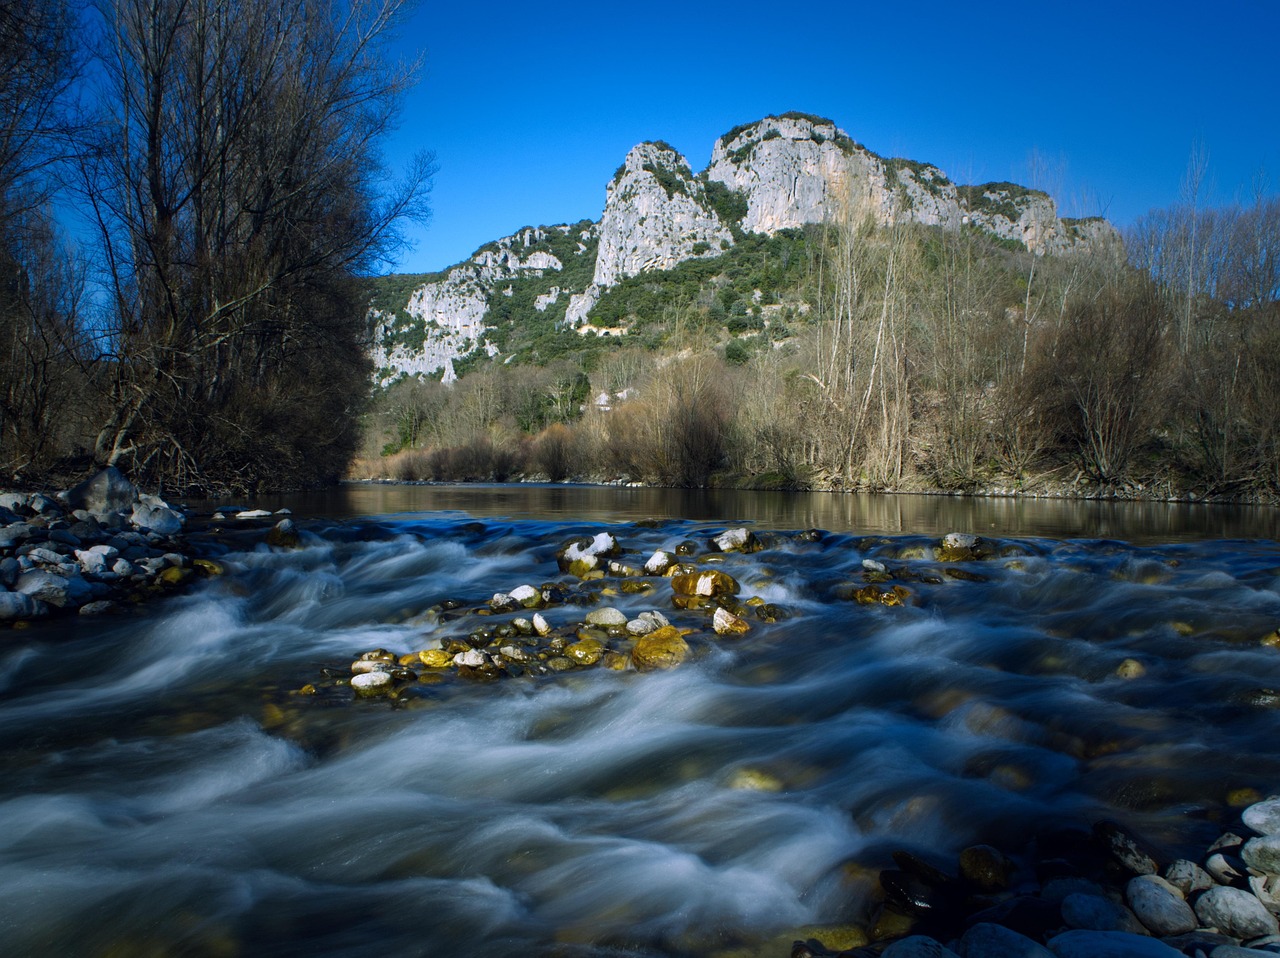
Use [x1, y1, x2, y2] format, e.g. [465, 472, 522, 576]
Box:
[78, 0, 432, 492]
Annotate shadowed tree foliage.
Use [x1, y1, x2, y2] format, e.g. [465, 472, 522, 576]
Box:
[0, 0, 86, 479]
[79, 0, 431, 493]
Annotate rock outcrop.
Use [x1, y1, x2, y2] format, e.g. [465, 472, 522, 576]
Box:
[370, 223, 598, 384]
[372, 112, 1121, 379]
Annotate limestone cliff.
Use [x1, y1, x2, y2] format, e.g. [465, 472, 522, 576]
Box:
[372, 112, 1121, 380]
[370, 223, 598, 383]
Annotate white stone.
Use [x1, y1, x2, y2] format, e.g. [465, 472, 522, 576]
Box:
[532, 612, 551, 636]
[585, 607, 627, 627]
[453, 649, 486, 667]
[350, 672, 392, 693]
[508, 584, 539, 605]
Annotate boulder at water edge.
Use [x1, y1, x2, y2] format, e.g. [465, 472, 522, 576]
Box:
[66, 467, 139, 515]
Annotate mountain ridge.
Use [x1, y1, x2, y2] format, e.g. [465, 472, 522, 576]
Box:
[371, 112, 1119, 384]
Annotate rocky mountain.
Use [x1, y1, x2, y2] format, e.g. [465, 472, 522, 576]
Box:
[371, 112, 1120, 384]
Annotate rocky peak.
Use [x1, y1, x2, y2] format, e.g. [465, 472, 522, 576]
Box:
[593, 141, 734, 288]
[706, 113, 875, 234]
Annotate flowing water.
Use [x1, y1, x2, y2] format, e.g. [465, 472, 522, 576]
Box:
[2, 485, 1280, 957]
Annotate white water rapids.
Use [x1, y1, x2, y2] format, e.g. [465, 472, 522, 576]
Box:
[2, 494, 1280, 957]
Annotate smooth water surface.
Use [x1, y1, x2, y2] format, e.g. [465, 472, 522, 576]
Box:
[2, 486, 1280, 957]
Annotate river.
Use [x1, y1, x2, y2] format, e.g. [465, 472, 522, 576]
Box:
[1, 484, 1278, 957]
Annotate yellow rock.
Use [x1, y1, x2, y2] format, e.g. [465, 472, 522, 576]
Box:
[418, 649, 452, 668]
[565, 638, 604, 666]
[1228, 787, 1264, 807]
[603, 652, 629, 670]
[297, 684, 317, 695]
[398, 653, 419, 666]
[727, 768, 782, 791]
[713, 607, 751, 637]
[631, 626, 690, 671]
[1115, 658, 1146, 679]
[670, 570, 740, 597]
[261, 703, 285, 727]
[159, 566, 191, 585]
[1262, 630, 1280, 648]
[870, 907, 915, 940]
[192, 558, 224, 576]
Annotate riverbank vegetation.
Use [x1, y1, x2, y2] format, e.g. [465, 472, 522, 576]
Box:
[356, 191, 1280, 500]
[0, 0, 430, 495]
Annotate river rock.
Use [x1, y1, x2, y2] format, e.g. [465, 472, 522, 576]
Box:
[350, 672, 392, 695]
[712, 607, 750, 636]
[1244, 799, 1280, 837]
[1046, 929, 1184, 958]
[565, 638, 604, 665]
[28, 493, 59, 515]
[130, 501, 184, 536]
[1251, 872, 1280, 918]
[265, 518, 300, 548]
[556, 532, 620, 577]
[1208, 946, 1280, 958]
[881, 936, 960, 958]
[1126, 874, 1197, 935]
[15, 570, 92, 608]
[1165, 859, 1215, 896]
[957, 844, 1014, 891]
[66, 467, 139, 515]
[1194, 885, 1280, 939]
[585, 607, 627, 627]
[0, 591, 48, 620]
[644, 550, 676, 575]
[1243, 836, 1280, 875]
[75, 546, 118, 576]
[712, 527, 761, 553]
[1208, 851, 1250, 885]
[670, 570, 739, 598]
[453, 649, 487, 668]
[957, 922, 1055, 958]
[631, 626, 689, 671]
[1094, 819, 1160, 875]
[508, 584, 542, 608]
[532, 612, 552, 636]
[1061, 892, 1148, 935]
[0, 492, 26, 512]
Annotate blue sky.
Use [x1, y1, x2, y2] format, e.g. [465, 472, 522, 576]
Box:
[383, 0, 1280, 275]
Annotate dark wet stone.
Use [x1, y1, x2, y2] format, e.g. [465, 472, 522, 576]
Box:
[1061, 892, 1149, 935]
[1094, 820, 1160, 875]
[1127, 875, 1197, 936]
[66, 467, 138, 515]
[1047, 929, 1184, 957]
[959, 845, 1015, 891]
[1162, 930, 1239, 955]
[957, 922, 1055, 958]
[965, 896, 1063, 941]
[881, 936, 960, 958]
[943, 568, 988, 582]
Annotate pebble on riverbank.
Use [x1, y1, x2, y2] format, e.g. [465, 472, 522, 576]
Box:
[780, 799, 1280, 958]
[0, 467, 208, 622]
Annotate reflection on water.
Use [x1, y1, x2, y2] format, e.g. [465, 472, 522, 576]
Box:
[208, 482, 1280, 543]
[1, 490, 1279, 956]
